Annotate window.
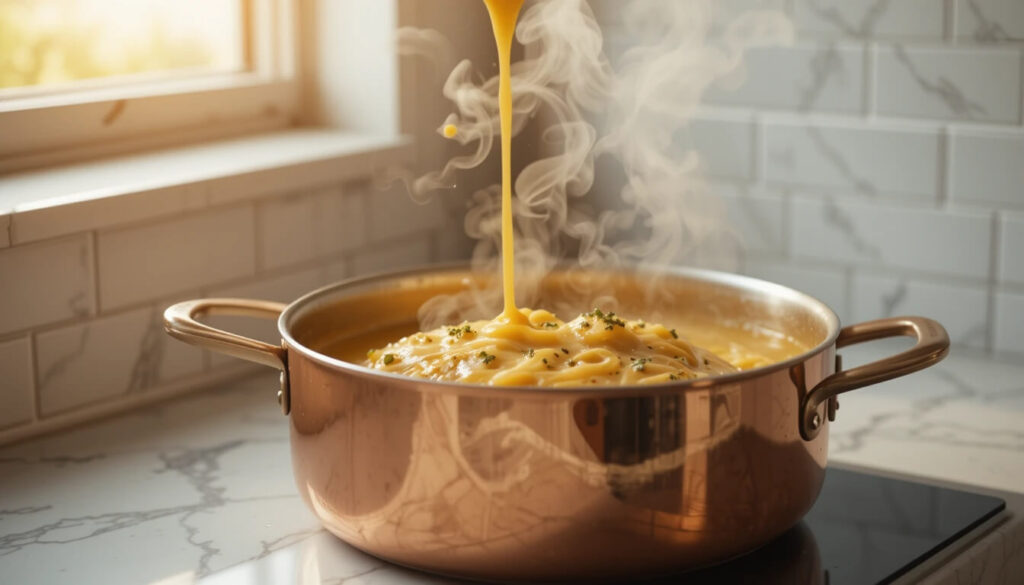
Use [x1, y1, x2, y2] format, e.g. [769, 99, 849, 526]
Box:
[0, 0, 297, 173]
[0, 0, 245, 93]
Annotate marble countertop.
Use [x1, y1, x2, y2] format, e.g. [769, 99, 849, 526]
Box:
[1, 341, 1022, 584]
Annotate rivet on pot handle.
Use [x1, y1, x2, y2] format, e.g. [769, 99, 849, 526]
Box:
[800, 316, 950, 441]
[164, 299, 290, 414]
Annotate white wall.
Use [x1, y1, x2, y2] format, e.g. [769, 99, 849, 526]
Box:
[0, 1, 498, 444]
[593, 0, 1024, 355]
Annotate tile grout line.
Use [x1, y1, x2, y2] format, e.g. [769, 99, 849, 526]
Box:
[91, 230, 102, 317]
[253, 198, 267, 275]
[987, 212, 1001, 353]
[28, 330, 40, 423]
[938, 125, 951, 210]
[944, 0, 956, 43]
[865, 41, 877, 120]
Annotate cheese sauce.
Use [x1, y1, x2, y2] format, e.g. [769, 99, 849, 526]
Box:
[361, 0, 800, 386]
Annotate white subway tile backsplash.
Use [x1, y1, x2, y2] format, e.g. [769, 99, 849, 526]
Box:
[35, 307, 203, 416]
[764, 122, 942, 200]
[591, 0, 789, 30]
[351, 236, 434, 277]
[0, 234, 94, 335]
[956, 0, 1024, 42]
[707, 44, 865, 113]
[717, 187, 787, 255]
[98, 206, 256, 311]
[0, 337, 33, 429]
[686, 115, 757, 181]
[794, 0, 946, 39]
[852, 274, 989, 348]
[204, 267, 328, 365]
[950, 128, 1024, 207]
[0, 214, 10, 248]
[876, 46, 1021, 123]
[743, 259, 849, 321]
[790, 198, 993, 278]
[1000, 214, 1024, 285]
[257, 187, 365, 271]
[994, 291, 1024, 354]
[365, 182, 448, 244]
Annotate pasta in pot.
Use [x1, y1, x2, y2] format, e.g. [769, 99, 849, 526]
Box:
[363, 1, 785, 386]
[365, 307, 761, 387]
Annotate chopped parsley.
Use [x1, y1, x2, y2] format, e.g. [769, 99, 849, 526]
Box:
[383, 354, 396, 365]
[526, 348, 535, 357]
[542, 322, 559, 328]
[561, 347, 570, 354]
[631, 357, 649, 372]
[478, 351, 496, 365]
[587, 308, 627, 330]
[670, 329, 678, 339]
[447, 324, 473, 338]
[669, 373, 679, 380]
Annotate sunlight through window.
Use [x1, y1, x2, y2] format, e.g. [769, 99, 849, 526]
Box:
[0, 0, 245, 92]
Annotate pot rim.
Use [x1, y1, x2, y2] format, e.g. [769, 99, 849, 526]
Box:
[277, 262, 841, 396]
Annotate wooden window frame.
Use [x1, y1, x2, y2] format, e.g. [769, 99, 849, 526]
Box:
[0, 0, 299, 174]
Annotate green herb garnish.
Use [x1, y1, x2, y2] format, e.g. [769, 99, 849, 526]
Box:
[587, 308, 627, 330]
[670, 329, 678, 339]
[447, 324, 474, 339]
[383, 354, 396, 365]
[478, 351, 496, 365]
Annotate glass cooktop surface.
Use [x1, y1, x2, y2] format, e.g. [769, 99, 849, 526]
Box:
[651, 467, 1006, 585]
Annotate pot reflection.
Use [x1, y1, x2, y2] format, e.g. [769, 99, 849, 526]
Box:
[289, 350, 827, 582]
[649, 521, 824, 585]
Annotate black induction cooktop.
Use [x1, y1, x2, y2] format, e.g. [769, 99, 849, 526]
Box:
[651, 467, 1006, 585]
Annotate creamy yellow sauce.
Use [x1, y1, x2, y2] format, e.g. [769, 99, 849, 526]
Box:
[361, 0, 793, 385]
[487, 0, 526, 322]
[367, 308, 740, 387]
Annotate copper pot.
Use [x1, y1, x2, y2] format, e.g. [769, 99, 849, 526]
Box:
[164, 265, 948, 582]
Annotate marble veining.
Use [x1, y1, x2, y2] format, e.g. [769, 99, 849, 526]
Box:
[127, 310, 173, 393]
[963, 0, 1012, 42]
[890, 45, 987, 118]
[37, 326, 91, 392]
[800, 0, 896, 38]
[830, 341, 1024, 494]
[821, 198, 884, 257]
[797, 44, 847, 111]
[0, 345, 1022, 584]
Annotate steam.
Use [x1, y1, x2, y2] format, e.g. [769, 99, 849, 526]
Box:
[397, 0, 792, 327]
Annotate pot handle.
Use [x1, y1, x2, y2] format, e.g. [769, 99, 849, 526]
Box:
[164, 299, 290, 413]
[800, 316, 949, 440]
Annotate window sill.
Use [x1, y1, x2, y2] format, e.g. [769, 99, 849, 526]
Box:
[0, 128, 414, 247]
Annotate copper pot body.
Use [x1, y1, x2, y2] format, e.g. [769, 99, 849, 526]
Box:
[164, 266, 949, 582]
